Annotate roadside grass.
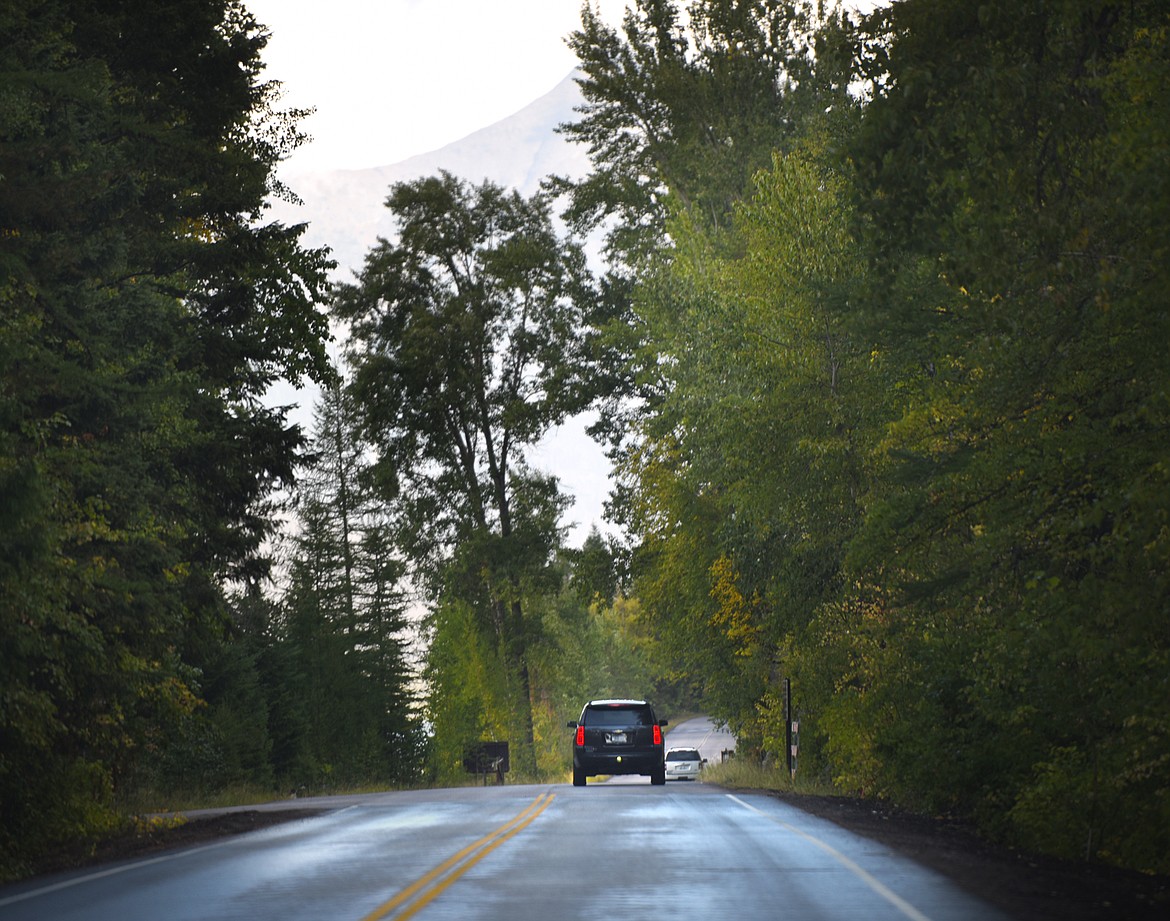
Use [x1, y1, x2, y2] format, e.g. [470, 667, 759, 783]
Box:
[118, 780, 401, 818]
[700, 758, 838, 796]
[118, 785, 290, 817]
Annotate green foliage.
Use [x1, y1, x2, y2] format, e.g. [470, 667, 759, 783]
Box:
[2, 755, 122, 881]
[268, 382, 424, 789]
[0, 0, 330, 875]
[613, 133, 874, 757]
[562, 0, 1170, 876]
[335, 171, 600, 775]
[5, 0, 1166, 883]
[423, 598, 515, 783]
[422, 556, 670, 785]
[558, 1, 872, 766]
[565, 527, 621, 606]
[527, 581, 672, 779]
[561, 0, 859, 260]
[833, 0, 1170, 871]
[702, 755, 836, 796]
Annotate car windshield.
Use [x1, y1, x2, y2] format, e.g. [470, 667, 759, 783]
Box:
[667, 750, 699, 761]
[584, 706, 652, 728]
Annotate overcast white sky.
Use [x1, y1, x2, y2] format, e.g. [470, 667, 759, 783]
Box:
[247, 0, 881, 543]
[245, 0, 630, 175]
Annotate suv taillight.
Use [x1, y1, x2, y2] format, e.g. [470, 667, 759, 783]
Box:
[653, 724, 662, 746]
[576, 725, 585, 746]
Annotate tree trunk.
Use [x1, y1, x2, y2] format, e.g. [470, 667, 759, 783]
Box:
[510, 598, 537, 775]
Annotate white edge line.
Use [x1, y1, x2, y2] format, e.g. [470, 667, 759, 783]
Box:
[0, 808, 335, 909]
[725, 793, 935, 921]
[0, 838, 237, 908]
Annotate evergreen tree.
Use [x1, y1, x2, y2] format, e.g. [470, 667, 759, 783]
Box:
[0, 0, 330, 873]
[276, 380, 420, 787]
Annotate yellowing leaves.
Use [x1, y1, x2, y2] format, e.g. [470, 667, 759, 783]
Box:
[708, 555, 763, 656]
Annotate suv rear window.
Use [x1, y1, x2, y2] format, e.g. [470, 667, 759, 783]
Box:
[583, 706, 653, 728]
[667, 749, 700, 761]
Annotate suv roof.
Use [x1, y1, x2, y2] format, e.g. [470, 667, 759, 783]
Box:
[585, 698, 649, 707]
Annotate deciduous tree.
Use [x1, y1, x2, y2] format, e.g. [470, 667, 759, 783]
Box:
[334, 172, 597, 773]
[838, 0, 1170, 871]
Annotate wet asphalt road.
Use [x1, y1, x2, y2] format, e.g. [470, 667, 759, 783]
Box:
[0, 719, 1007, 921]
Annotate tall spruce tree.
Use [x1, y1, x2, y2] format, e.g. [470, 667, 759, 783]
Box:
[276, 380, 419, 786]
[0, 0, 330, 873]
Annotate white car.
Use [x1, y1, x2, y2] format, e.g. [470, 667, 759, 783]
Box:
[664, 747, 705, 780]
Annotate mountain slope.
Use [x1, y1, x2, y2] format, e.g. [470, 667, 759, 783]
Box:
[269, 71, 589, 278]
[267, 72, 610, 544]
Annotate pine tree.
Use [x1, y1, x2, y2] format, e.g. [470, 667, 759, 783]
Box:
[276, 380, 420, 786]
[0, 0, 330, 872]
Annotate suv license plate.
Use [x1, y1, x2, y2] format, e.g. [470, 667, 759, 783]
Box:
[606, 732, 627, 744]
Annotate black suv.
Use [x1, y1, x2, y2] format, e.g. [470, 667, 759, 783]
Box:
[568, 699, 668, 786]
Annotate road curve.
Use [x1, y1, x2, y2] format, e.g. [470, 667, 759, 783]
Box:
[0, 721, 1007, 921]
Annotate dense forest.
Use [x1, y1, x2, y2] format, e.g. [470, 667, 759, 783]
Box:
[558, 0, 1168, 875]
[2, 0, 1167, 883]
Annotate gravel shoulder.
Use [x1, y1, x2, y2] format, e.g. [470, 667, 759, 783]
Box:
[758, 790, 1169, 921]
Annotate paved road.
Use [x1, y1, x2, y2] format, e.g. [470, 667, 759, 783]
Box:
[664, 713, 736, 764]
[0, 719, 1007, 921]
[602, 713, 733, 784]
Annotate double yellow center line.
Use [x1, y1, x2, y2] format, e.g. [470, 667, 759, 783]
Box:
[359, 791, 556, 921]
